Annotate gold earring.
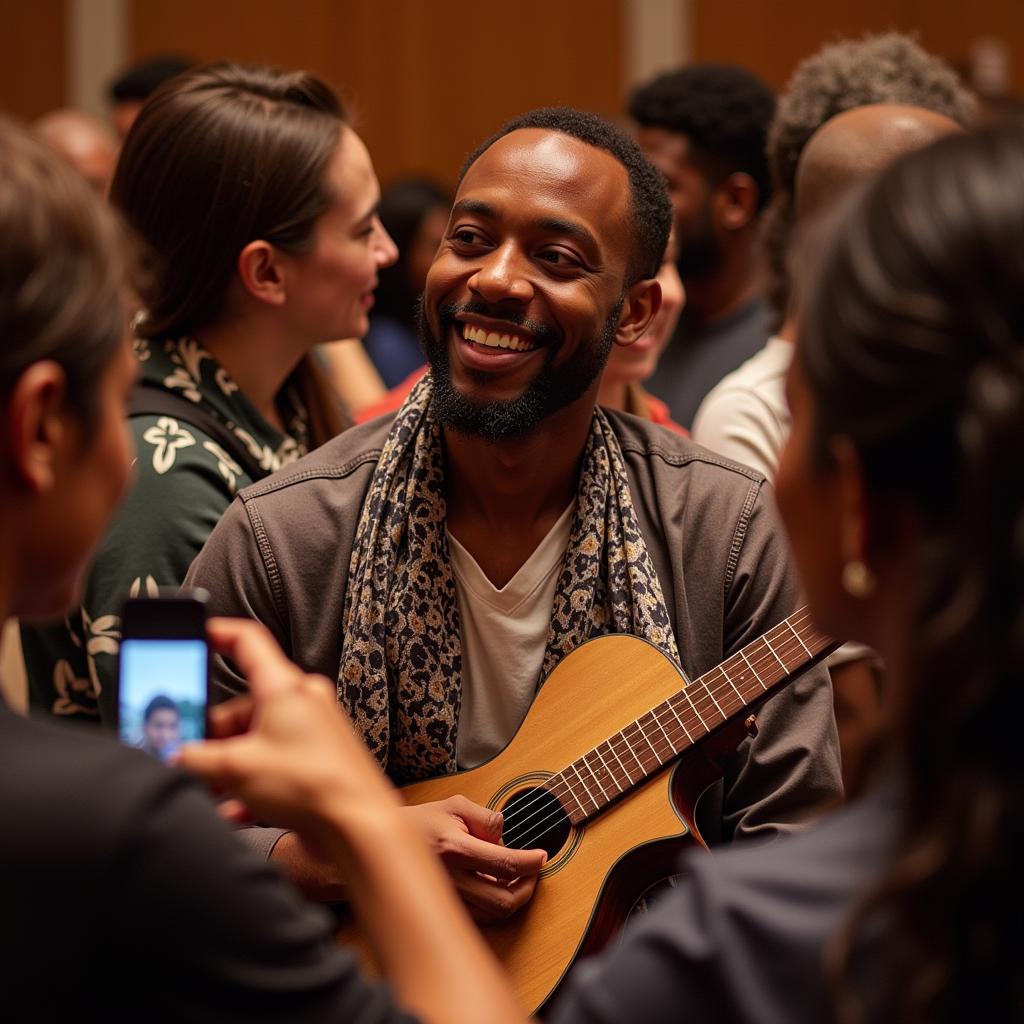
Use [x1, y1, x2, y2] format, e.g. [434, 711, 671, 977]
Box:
[841, 560, 876, 598]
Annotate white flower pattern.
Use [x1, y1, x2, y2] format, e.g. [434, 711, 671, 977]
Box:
[203, 441, 244, 493]
[142, 417, 196, 474]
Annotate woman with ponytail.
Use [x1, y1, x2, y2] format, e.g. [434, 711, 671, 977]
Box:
[21, 63, 396, 726]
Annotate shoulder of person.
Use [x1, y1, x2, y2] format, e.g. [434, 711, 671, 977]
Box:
[236, 414, 395, 504]
[605, 407, 768, 484]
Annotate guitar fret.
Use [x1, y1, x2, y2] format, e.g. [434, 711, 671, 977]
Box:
[605, 737, 634, 786]
[717, 665, 744, 705]
[740, 648, 767, 690]
[558, 767, 588, 817]
[566, 762, 600, 814]
[649, 707, 674, 753]
[764, 634, 789, 674]
[598, 742, 626, 793]
[639, 723, 663, 766]
[704, 681, 726, 720]
[680, 687, 710, 730]
[666, 696, 695, 744]
[587, 750, 613, 801]
[788, 620, 814, 658]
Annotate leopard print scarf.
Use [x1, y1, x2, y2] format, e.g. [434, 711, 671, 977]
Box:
[339, 374, 680, 782]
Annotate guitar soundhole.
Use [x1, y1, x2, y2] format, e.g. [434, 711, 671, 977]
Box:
[500, 786, 571, 858]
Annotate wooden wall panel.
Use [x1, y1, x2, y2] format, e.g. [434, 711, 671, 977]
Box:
[692, 0, 1024, 93]
[130, 0, 626, 190]
[0, 0, 66, 121]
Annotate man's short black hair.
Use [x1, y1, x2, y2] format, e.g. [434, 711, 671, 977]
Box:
[458, 107, 671, 284]
[143, 694, 179, 722]
[109, 56, 193, 102]
[629, 63, 776, 211]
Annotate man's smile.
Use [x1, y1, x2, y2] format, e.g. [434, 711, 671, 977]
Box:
[461, 322, 538, 353]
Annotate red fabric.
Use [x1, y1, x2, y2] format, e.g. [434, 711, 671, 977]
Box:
[354, 368, 426, 424]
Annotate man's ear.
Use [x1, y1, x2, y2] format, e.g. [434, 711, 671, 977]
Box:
[613, 277, 662, 349]
[715, 171, 759, 232]
[237, 240, 288, 307]
[4, 361, 71, 494]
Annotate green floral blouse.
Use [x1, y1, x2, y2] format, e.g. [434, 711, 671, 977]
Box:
[21, 337, 310, 724]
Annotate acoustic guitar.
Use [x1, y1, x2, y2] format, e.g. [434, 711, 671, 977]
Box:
[338, 607, 837, 1014]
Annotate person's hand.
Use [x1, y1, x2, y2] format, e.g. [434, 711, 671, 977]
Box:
[404, 797, 546, 922]
[178, 618, 401, 858]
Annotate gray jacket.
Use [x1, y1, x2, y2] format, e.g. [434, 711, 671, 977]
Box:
[185, 409, 841, 857]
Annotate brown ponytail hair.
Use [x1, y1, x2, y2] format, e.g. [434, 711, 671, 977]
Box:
[799, 126, 1024, 1021]
[110, 63, 348, 445]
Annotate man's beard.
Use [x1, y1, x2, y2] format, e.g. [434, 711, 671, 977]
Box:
[674, 199, 723, 280]
[416, 297, 622, 443]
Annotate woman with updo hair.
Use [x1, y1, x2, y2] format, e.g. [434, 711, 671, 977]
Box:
[21, 63, 396, 725]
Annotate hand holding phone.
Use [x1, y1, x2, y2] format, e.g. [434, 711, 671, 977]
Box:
[117, 591, 209, 763]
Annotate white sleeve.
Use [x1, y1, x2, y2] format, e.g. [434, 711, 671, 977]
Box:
[691, 385, 787, 480]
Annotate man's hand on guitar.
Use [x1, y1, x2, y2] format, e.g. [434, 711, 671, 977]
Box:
[404, 795, 547, 922]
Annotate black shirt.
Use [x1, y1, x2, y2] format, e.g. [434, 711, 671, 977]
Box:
[0, 705, 418, 1023]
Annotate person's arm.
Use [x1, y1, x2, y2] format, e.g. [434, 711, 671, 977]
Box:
[691, 385, 787, 480]
[180, 619, 528, 1024]
[186, 495, 546, 914]
[715, 484, 843, 840]
[321, 339, 387, 412]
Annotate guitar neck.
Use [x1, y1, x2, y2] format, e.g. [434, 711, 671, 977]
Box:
[551, 608, 838, 824]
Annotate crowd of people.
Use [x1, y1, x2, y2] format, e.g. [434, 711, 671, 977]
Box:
[0, 33, 1020, 1022]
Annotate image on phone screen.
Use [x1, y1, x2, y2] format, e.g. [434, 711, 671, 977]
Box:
[118, 639, 206, 762]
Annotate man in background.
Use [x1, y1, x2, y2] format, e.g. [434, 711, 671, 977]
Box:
[34, 109, 118, 195]
[108, 54, 193, 138]
[628, 63, 775, 429]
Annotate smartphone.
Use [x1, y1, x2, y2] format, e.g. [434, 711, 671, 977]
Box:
[117, 590, 209, 763]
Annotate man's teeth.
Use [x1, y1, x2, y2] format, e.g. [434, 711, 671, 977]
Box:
[462, 323, 535, 352]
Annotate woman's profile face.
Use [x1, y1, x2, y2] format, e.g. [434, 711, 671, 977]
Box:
[283, 126, 398, 343]
[24, 339, 137, 618]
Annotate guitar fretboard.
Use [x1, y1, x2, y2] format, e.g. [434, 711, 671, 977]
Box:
[542, 608, 834, 827]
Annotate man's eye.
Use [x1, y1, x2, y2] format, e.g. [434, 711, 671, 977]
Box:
[537, 249, 580, 269]
[452, 228, 486, 245]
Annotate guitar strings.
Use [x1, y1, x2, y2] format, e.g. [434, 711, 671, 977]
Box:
[501, 610, 825, 849]
[501, 611, 827, 850]
[501, 617, 818, 851]
[499, 611, 824, 851]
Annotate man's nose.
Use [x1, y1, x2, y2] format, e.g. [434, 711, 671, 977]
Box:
[469, 244, 534, 304]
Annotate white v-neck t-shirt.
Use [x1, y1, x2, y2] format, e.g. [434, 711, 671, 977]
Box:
[448, 503, 575, 770]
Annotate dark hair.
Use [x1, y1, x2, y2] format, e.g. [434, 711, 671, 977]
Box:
[764, 32, 975, 327]
[799, 125, 1024, 1023]
[459, 107, 671, 283]
[628, 63, 776, 211]
[143, 694, 179, 722]
[108, 55, 193, 102]
[374, 178, 450, 328]
[110, 63, 348, 444]
[0, 117, 127, 428]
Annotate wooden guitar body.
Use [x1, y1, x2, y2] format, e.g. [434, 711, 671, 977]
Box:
[346, 636, 717, 1014]
[337, 615, 834, 1015]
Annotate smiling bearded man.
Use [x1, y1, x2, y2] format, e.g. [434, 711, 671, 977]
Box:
[187, 108, 841, 920]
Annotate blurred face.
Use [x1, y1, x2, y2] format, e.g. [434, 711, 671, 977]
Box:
[421, 129, 634, 440]
[637, 126, 723, 279]
[407, 205, 449, 295]
[22, 339, 137, 618]
[602, 232, 684, 387]
[774, 354, 849, 638]
[284, 127, 398, 342]
[144, 708, 181, 753]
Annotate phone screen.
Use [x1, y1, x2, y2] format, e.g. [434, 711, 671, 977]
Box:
[118, 638, 207, 762]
